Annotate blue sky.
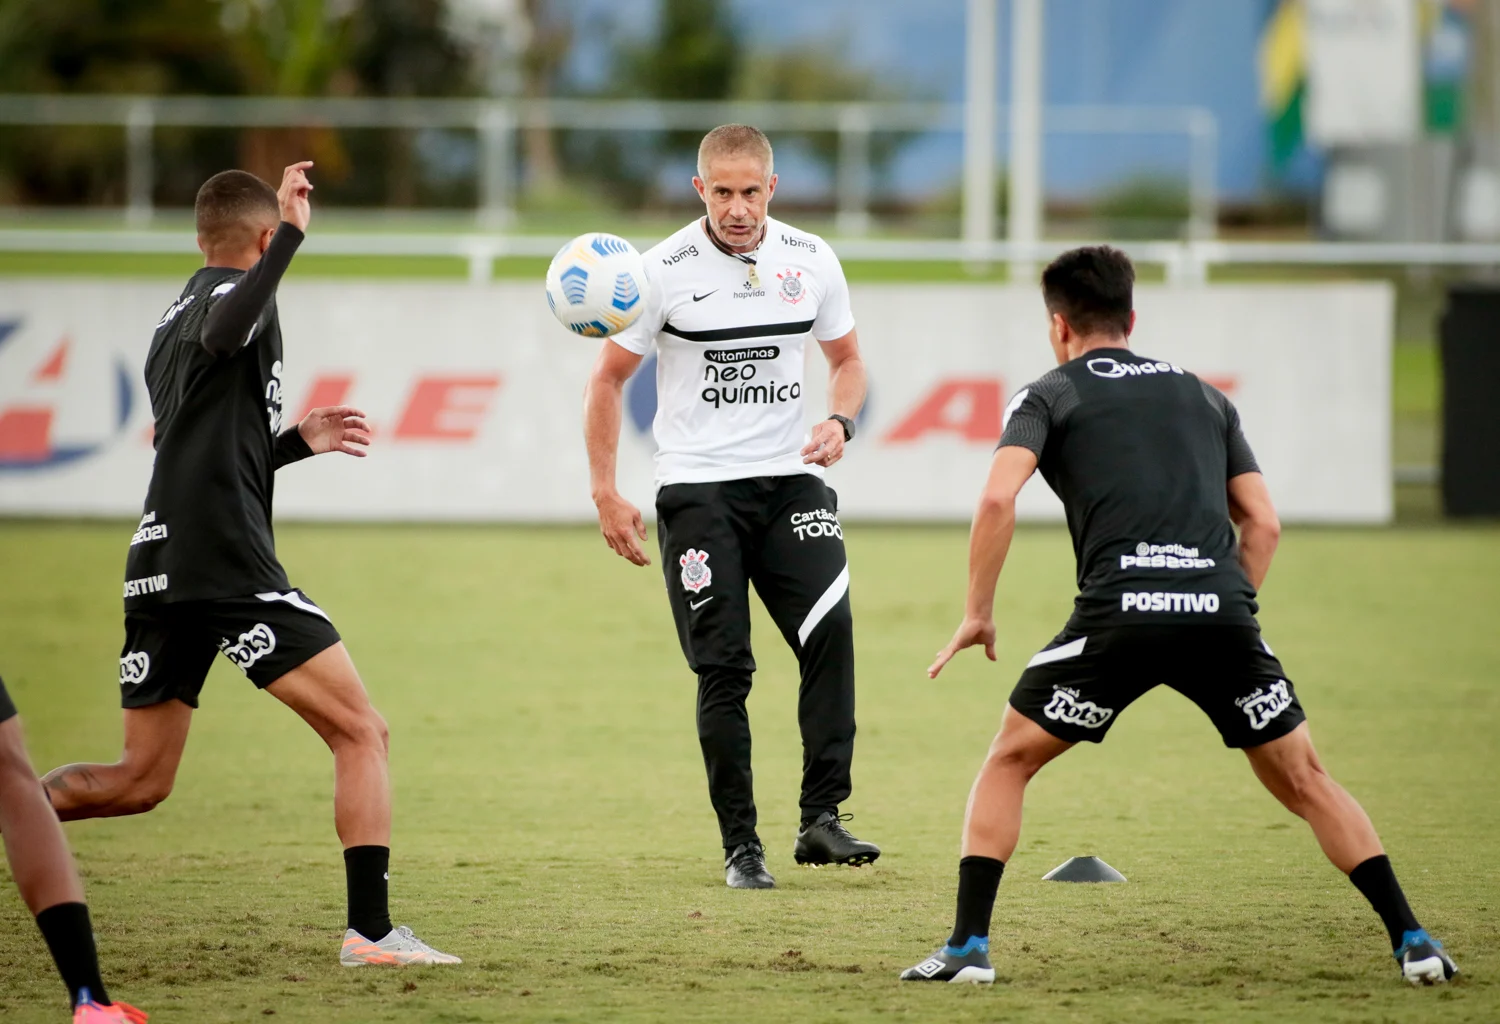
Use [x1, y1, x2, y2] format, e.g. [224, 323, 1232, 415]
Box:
[563, 0, 1277, 201]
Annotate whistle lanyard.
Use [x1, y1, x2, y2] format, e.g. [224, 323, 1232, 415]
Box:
[703, 217, 764, 288]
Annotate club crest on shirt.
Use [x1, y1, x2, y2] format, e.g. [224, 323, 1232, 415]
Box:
[776, 269, 805, 304]
[679, 548, 712, 593]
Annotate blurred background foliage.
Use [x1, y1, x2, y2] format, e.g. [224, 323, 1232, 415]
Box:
[0, 0, 940, 215]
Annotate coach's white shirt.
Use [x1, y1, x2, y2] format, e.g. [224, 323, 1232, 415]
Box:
[611, 216, 856, 489]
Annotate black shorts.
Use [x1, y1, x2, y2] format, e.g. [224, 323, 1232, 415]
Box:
[1009, 624, 1306, 748]
[118, 589, 342, 709]
[0, 675, 15, 725]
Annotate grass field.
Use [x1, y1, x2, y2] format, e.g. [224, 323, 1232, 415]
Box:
[0, 521, 1496, 1022]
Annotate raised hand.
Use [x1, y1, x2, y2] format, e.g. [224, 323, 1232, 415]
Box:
[297, 405, 370, 457]
[278, 161, 314, 232]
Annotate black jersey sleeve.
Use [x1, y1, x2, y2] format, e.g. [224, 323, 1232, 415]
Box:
[1199, 378, 1260, 477]
[272, 426, 315, 469]
[998, 369, 1075, 456]
[200, 223, 304, 358]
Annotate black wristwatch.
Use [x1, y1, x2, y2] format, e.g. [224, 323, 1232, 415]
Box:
[828, 414, 855, 442]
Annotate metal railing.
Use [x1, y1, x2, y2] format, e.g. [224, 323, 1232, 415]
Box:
[0, 94, 1220, 238]
[3, 227, 1497, 285]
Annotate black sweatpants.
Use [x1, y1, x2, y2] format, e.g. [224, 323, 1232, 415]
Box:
[656, 474, 856, 850]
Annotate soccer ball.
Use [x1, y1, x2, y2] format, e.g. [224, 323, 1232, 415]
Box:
[544, 232, 647, 338]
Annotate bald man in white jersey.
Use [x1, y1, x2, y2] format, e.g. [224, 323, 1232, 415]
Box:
[584, 125, 882, 889]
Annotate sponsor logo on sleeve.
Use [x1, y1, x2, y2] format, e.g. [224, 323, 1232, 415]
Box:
[220, 623, 277, 672]
[1237, 680, 1294, 730]
[790, 508, 843, 540]
[1043, 687, 1114, 729]
[129, 510, 169, 546]
[123, 574, 170, 598]
[679, 548, 712, 593]
[1120, 591, 1220, 613]
[266, 359, 285, 434]
[1120, 542, 1216, 570]
[119, 651, 151, 686]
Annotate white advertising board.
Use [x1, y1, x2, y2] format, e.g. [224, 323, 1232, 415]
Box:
[0, 280, 1392, 523]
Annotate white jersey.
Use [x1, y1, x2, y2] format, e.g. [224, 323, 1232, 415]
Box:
[611, 216, 856, 488]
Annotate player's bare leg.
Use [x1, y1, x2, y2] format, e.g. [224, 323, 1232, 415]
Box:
[43, 701, 193, 820]
[1245, 722, 1455, 983]
[266, 643, 390, 849]
[903, 708, 1072, 983]
[1244, 721, 1380, 871]
[266, 643, 458, 966]
[1, 718, 147, 1021]
[961, 706, 1073, 861]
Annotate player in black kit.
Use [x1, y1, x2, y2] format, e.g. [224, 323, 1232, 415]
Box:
[39, 163, 459, 968]
[899, 247, 1456, 987]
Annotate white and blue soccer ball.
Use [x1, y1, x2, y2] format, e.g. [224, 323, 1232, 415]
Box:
[544, 232, 647, 338]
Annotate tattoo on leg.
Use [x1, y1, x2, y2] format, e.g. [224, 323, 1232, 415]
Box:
[43, 765, 103, 799]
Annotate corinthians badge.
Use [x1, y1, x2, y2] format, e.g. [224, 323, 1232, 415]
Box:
[776, 269, 805, 304]
[680, 548, 712, 593]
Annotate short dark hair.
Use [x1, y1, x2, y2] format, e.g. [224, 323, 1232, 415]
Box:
[195, 170, 278, 249]
[1040, 245, 1135, 337]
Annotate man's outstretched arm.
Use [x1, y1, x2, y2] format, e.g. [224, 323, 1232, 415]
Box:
[1228, 471, 1280, 591]
[928, 445, 1039, 678]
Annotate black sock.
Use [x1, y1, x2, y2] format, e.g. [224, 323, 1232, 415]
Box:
[35, 902, 108, 1008]
[1349, 854, 1422, 949]
[344, 845, 393, 941]
[947, 856, 1005, 950]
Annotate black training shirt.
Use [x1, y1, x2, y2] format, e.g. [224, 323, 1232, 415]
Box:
[123, 223, 313, 608]
[999, 347, 1262, 629]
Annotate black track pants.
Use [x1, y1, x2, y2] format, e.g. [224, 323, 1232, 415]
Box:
[656, 474, 856, 849]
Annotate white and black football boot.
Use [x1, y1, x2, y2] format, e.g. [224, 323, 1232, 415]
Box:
[1395, 929, 1458, 985]
[899, 938, 996, 984]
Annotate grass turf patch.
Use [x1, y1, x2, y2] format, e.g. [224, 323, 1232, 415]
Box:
[0, 522, 1496, 1022]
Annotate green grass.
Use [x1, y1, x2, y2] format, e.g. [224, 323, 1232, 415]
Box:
[0, 522, 1496, 1022]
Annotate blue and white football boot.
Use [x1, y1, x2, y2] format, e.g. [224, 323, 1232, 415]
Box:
[899, 937, 996, 984]
[1394, 929, 1458, 985]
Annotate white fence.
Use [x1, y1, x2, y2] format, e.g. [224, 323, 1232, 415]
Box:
[3, 228, 1500, 286]
[0, 280, 1393, 523]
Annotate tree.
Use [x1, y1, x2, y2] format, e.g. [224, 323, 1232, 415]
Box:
[0, 0, 238, 204]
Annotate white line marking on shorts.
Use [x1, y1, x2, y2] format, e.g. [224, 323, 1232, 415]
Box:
[1026, 635, 1087, 668]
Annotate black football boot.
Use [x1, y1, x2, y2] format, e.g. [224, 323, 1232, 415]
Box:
[793, 812, 881, 866]
[725, 841, 776, 889]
